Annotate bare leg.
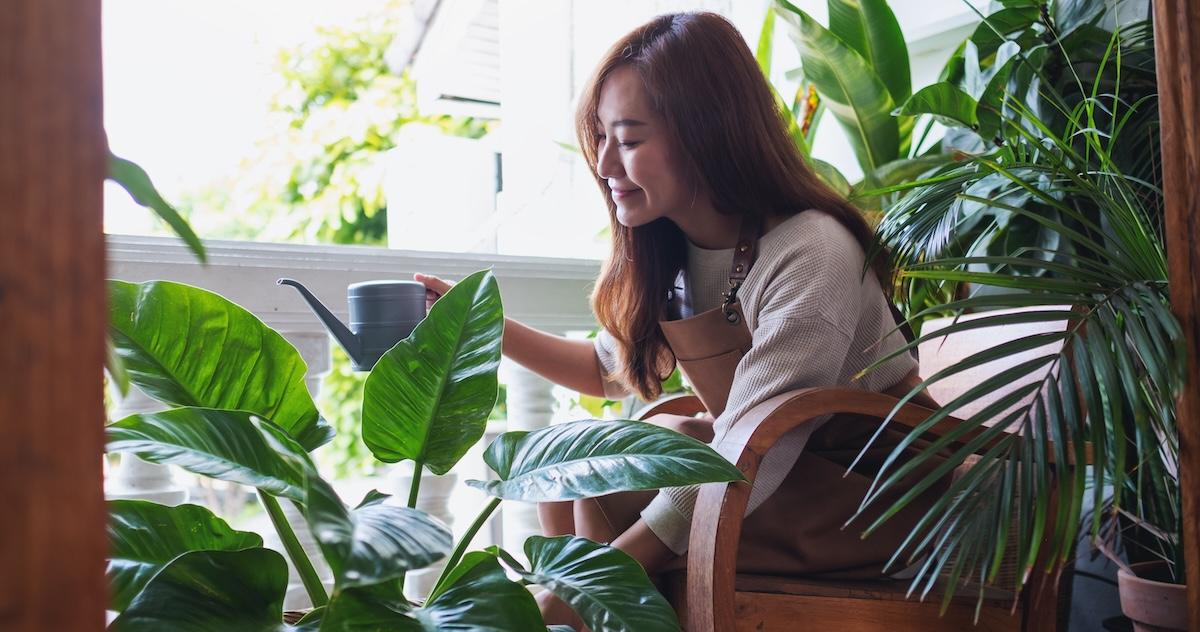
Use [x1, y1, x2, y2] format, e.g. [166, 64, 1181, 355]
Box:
[574, 497, 619, 544]
[537, 500, 575, 536]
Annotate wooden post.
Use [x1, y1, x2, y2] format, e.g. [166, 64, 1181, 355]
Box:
[0, 0, 108, 629]
[1152, 1, 1200, 629]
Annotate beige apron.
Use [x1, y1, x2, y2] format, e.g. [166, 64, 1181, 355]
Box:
[596, 217, 948, 579]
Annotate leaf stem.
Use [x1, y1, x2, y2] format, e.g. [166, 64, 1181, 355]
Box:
[428, 497, 503, 600]
[258, 489, 328, 607]
[407, 461, 424, 508]
[397, 462, 424, 594]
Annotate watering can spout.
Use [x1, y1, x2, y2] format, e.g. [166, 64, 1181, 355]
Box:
[277, 278, 363, 365]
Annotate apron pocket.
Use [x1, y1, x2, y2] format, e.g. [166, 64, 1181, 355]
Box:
[676, 347, 744, 417]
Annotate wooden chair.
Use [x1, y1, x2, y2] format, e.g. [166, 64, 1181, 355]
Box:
[638, 307, 1085, 631]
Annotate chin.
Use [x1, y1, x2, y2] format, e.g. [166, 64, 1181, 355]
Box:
[615, 203, 660, 229]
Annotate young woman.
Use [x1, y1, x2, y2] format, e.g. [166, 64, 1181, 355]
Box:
[417, 11, 942, 627]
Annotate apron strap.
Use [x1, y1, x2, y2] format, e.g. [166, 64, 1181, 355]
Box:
[722, 216, 761, 323]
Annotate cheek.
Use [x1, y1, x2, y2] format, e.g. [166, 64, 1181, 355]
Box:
[627, 146, 684, 196]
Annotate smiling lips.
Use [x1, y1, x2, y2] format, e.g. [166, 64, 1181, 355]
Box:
[611, 187, 641, 200]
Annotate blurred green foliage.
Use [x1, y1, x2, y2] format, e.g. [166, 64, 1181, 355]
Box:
[184, 1, 491, 245]
[176, 1, 495, 476]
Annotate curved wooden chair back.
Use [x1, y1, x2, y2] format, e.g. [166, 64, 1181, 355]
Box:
[637, 305, 1083, 631]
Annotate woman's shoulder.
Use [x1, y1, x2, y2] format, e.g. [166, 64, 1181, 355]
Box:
[758, 209, 865, 265]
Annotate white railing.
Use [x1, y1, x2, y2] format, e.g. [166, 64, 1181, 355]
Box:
[106, 233, 603, 605]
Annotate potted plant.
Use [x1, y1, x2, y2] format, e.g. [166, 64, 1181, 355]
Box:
[848, 3, 1187, 629]
[104, 269, 743, 630]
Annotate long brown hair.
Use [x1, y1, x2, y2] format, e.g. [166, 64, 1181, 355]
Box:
[577, 12, 888, 401]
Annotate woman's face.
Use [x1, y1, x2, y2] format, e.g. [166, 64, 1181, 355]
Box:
[595, 65, 693, 228]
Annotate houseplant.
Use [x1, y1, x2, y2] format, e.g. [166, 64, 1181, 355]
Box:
[849, 4, 1186, 628]
[104, 269, 743, 630]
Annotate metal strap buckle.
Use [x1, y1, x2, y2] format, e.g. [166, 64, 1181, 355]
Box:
[722, 280, 741, 323]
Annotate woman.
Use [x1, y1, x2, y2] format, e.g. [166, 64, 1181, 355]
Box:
[417, 11, 941, 627]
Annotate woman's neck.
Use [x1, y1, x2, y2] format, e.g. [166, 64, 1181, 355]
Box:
[668, 200, 784, 249]
[667, 198, 742, 249]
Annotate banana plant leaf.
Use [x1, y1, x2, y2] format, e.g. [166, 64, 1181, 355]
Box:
[106, 408, 313, 502]
[826, 0, 910, 110]
[109, 548, 304, 631]
[107, 500, 264, 612]
[108, 280, 332, 451]
[304, 476, 452, 590]
[362, 269, 503, 474]
[108, 151, 206, 264]
[775, 0, 899, 173]
[508, 536, 680, 632]
[467, 419, 744, 502]
[896, 82, 978, 129]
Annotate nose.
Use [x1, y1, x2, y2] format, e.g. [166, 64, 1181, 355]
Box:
[595, 136, 623, 181]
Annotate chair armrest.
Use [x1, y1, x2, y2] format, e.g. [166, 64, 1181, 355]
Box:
[635, 393, 705, 420]
[683, 386, 934, 632]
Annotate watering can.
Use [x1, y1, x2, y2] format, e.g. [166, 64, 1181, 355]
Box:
[278, 278, 426, 371]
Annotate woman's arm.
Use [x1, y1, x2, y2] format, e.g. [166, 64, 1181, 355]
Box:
[414, 273, 609, 398]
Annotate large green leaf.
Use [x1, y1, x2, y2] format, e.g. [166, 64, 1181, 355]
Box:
[305, 477, 452, 590]
[969, 7, 1039, 58]
[415, 552, 543, 631]
[896, 82, 979, 129]
[320, 552, 543, 631]
[108, 151, 207, 264]
[975, 41, 1022, 142]
[826, 0, 910, 106]
[516, 536, 679, 632]
[108, 280, 332, 451]
[318, 584, 419, 631]
[110, 548, 296, 631]
[107, 500, 263, 612]
[776, 1, 899, 172]
[362, 269, 503, 474]
[106, 408, 312, 502]
[467, 420, 744, 502]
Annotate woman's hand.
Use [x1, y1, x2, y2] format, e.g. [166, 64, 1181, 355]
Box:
[413, 273, 455, 311]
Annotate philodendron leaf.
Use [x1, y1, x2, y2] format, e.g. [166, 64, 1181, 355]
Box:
[415, 552, 543, 631]
[975, 41, 1022, 142]
[467, 420, 745, 502]
[319, 552, 543, 631]
[319, 584, 420, 631]
[108, 280, 333, 451]
[515, 536, 680, 632]
[305, 476, 452, 590]
[363, 269, 503, 474]
[109, 548, 295, 631]
[108, 151, 207, 264]
[106, 408, 313, 502]
[107, 500, 263, 612]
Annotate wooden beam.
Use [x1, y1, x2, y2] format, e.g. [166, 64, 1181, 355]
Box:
[1152, 1, 1200, 629]
[0, 0, 107, 629]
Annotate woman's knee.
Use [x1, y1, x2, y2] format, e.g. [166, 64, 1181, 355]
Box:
[644, 413, 714, 443]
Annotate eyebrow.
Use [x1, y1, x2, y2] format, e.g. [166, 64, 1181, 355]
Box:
[605, 118, 647, 129]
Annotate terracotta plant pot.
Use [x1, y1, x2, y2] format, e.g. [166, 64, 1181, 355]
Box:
[1117, 561, 1188, 632]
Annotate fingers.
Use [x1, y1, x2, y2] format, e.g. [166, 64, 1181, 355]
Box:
[413, 273, 455, 309]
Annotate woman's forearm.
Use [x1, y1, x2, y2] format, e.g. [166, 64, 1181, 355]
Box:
[502, 317, 608, 398]
[610, 518, 676, 575]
